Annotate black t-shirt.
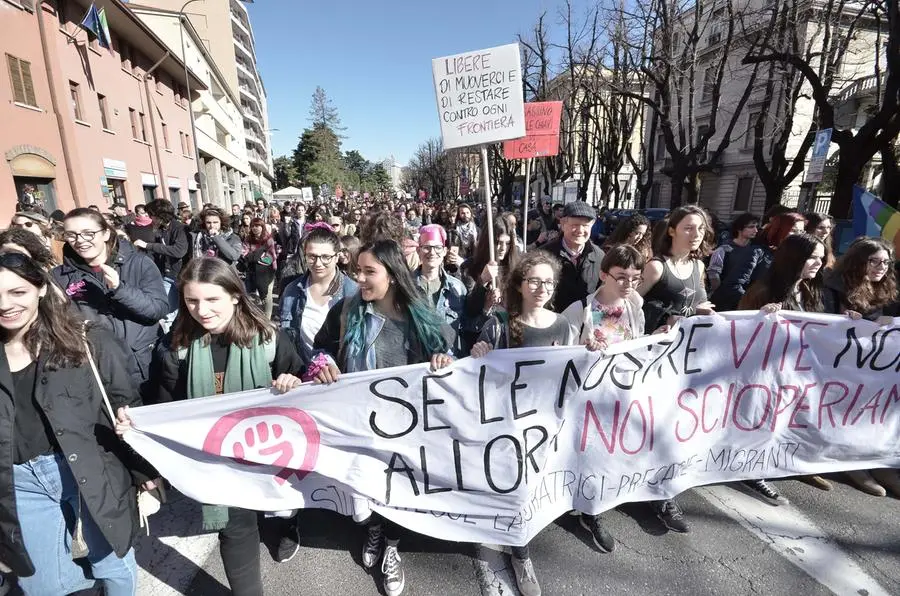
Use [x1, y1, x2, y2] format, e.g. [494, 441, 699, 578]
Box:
[210, 334, 230, 394]
[13, 361, 57, 464]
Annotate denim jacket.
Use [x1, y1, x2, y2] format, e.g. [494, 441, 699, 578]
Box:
[314, 298, 455, 374]
[280, 272, 358, 362]
[414, 267, 469, 356]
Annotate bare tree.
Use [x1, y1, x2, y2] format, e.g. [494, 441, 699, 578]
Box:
[744, 0, 900, 215]
[617, 0, 770, 206]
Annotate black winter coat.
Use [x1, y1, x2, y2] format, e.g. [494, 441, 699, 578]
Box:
[0, 327, 149, 576]
[543, 238, 606, 313]
[52, 239, 168, 391]
[148, 330, 306, 404]
[144, 220, 191, 280]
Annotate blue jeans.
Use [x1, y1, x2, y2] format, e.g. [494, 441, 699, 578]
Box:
[160, 276, 179, 333]
[13, 453, 137, 596]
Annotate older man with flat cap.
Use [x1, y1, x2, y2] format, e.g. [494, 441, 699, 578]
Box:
[542, 201, 605, 313]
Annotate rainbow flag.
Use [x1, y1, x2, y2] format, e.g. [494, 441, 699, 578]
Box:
[853, 185, 900, 254]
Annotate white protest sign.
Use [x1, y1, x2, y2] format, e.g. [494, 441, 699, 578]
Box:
[805, 128, 832, 183]
[432, 43, 526, 149]
[300, 187, 314, 202]
[125, 313, 900, 546]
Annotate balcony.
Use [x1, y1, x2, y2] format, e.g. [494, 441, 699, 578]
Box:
[244, 127, 265, 147]
[247, 149, 270, 172]
[243, 110, 261, 127]
[234, 38, 255, 62]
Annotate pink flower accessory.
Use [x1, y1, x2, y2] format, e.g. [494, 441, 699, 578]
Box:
[66, 280, 87, 298]
[302, 352, 332, 382]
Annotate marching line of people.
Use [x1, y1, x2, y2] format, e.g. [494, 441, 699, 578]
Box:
[0, 194, 898, 596]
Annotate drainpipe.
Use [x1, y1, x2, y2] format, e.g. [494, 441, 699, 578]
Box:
[36, 1, 85, 206]
[144, 51, 170, 200]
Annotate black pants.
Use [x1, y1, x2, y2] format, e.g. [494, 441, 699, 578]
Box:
[220, 507, 262, 596]
[371, 512, 402, 542]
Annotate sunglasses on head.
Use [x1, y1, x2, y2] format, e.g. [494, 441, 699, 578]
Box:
[12, 220, 36, 229]
[0, 251, 43, 280]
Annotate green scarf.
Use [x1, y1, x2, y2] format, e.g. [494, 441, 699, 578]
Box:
[186, 335, 273, 531]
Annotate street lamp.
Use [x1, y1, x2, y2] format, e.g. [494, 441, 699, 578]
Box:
[179, 0, 206, 209]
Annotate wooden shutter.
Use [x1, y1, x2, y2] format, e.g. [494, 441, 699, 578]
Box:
[7, 55, 25, 104]
[20, 60, 36, 106]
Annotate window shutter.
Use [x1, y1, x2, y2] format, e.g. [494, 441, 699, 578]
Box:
[20, 60, 36, 106]
[7, 55, 25, 104]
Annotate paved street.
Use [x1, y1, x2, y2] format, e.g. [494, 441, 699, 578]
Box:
[136, 475, 900, 595]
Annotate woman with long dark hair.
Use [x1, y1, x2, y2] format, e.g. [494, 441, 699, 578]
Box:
[822, 237, 899, 496]
[636, 205, 714, 533]
[602, 214, 652, 261]
[0, 252, 152, 595]
[52, 208, 168, 397]
[470, 251, 571, 596]
[243, 217, 279, 318]
[137, 257, 305, 595]
[805, 213, 835, 269]
[309, 239, 454, 596]
[740, 233, 835, 495]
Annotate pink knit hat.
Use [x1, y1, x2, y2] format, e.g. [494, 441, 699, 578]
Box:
[418, 224, 447, 246]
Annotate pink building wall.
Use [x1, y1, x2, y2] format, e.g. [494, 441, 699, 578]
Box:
[0, 0, 200, 225]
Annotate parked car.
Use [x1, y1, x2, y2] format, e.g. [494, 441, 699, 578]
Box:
[641, 208, 670, 223]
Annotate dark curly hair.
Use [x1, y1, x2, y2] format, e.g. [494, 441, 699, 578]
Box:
[834, 237, 897, 313]
[504, 250, 561, 347]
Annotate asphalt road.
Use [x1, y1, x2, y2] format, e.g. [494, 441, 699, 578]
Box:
[135, 474, 900, 595]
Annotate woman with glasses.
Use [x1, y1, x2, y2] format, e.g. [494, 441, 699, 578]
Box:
[470, 251, 571, 596]
[822, 237, 899, 496]
[52, 208, 168, 398]
[309, 239, 454, 596]
[0, 251, 154, 595]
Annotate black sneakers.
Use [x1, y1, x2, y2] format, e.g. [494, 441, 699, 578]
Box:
[657, 499, 690, 533]
[579, 514, 615, 552]
[744, 479, 790, 506]
[275, 518, 301, 563]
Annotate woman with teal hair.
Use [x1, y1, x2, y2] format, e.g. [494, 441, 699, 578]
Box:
[309, 239, 454, 596]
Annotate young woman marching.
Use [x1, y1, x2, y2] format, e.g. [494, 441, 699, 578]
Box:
[309, 239, 455, 596]
[470, 251, 573, 596]
[0, 252, 153, 595]
[822, 237, 899, 496]
[243, 217, 279, 319]
[141, 257, 306, 596]
[53, 208, 168, 398]
[636, 205, 715, 533]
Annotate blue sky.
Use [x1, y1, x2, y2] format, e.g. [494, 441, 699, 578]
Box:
[247, 0, 568, 166]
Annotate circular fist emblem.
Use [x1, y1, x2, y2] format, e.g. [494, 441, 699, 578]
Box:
[202, 407, 320, 485]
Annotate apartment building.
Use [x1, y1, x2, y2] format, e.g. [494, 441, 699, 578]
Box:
[131, 4, 253, 209]
[134, 0, 274, 202]
[0, 0, 204, 222]
[644, 0, 886, 219]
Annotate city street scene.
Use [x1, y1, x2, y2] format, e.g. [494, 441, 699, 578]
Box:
[0, 0, 899, 595]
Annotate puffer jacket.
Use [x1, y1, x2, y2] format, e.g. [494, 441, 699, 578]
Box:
[52, 239, 168, 391]
[0, 326, 150, 576]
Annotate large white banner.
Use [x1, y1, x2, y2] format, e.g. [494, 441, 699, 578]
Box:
[124, 313, 900, 546]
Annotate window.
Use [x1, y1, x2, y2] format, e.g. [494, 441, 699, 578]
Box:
[142, 186, 156, 203]
[161, 122, 169, 150]
[184, 132, 192, 156]
[744, 111, 760, 149]
[701, 68, 715, 102]
[69, 81, 83, 121]
[118, 39, 132, 72]
[129, 108, 138, 138]
[138, 112, 147, 142]
[179, 131, 186, 155]
[98, 93, 109, 129]
[6, 54, 37, 107]
[655, 134, 666, 161]
[169, 187, 180, 203]
[650, 183, 661, 208]
[734, 176, 754, 211]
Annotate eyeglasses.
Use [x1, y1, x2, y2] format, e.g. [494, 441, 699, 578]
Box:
[420, 245, 444, 254]
[525, 278, 557, 291]
[612, 276, 642, 287]
[63, 230, 104, 243]
[305, 253, 336, 265]
[868, 258, 891, 268]
[11, 220, 36, 229]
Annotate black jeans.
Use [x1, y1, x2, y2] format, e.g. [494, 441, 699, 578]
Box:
[219, 507, 262, 596]
[371, 512, 402, 542]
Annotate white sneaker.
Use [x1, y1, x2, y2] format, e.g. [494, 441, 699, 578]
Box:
[511, 556, 541, 596]
[382, 545, 405, 596]
[361, 523, 384, 569]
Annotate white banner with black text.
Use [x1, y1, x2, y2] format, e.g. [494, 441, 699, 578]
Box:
[124, 312, 900, 545]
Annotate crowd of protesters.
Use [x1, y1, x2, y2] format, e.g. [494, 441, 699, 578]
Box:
[1, 192, 898, 596]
